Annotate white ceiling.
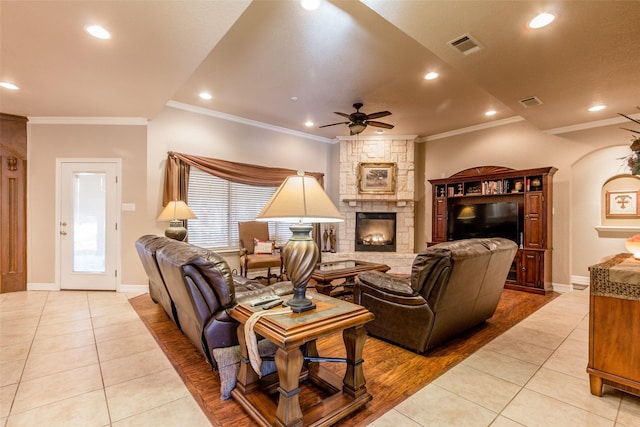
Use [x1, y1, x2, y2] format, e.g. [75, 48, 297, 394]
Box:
[1, 0, 639, 140]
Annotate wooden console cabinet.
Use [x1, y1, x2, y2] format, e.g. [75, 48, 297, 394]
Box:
[587, 254, 640, 398]
[429, 166, 556, 294]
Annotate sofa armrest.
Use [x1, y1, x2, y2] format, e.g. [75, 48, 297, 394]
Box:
[357, 271, 415, 297]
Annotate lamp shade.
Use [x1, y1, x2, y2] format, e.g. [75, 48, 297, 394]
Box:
[349, 123, 367, 135]
[256, 172, 343, 223]
[157, 200, 197, 221]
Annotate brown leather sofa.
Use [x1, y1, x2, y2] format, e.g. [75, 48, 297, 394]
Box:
[354, 238, 518, 353]
[135, 235, 292, 368]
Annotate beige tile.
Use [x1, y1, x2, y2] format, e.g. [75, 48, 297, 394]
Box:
[500, 324, 566, 350]
[111, 395, 211, 427]
[5, 389, 109, 427]
[11, 363, 103, 414]
[29, 329, 95, 355]
[89, 301, 134, 318]
[21, 344, 98, 381]
[502, 388, 614, 427]
[0, 308, 43, 323]
[618, 393, 640, 427]
[38, 307, 91, 325]
[96, 331, 159, 362]
[0, 359, 26, 387]
[101, 348, 173, 387]
[33, 317, 93, 339]
[543, 337, 589, 380]
[91, 310, 141, 329]
[105, 367, 190, 422]
[490, 416, 526, 426]
[434, 364, 521, 412]
[93, 319, 149, 343]
[367, 408, 421, 427]
[526, 367, 621, 421]
[462, 348, 539, 386]
[0, 383, 18, 418]
[395, 383, 498, 426]
[482, 334, 554, 366]
[0, 324, 38, 347]
[0, 342, 31, 364]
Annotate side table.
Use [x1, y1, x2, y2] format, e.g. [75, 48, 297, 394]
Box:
[587, 253, 640, 397]
[229, 291, 374, 427]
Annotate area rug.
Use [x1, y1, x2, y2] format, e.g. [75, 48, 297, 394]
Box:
[130, 288, 557, 427]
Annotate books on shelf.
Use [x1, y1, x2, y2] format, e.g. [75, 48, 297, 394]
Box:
[482, 180, 504, 195]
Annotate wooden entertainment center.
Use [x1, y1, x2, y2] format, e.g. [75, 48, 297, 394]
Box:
[429, 166, 557, 294]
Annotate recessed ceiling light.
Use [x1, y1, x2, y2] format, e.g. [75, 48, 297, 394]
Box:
[485, 110, 497, 116]
[305, 121, 314, 127]
[199, 92, 212, 100]
[424, 72, 439, 80]
[529, 13, 555, 29]
[300, 0, 320, 11]
[85, 25, 111, 40]
[0, 82, 19, 90]
[376, 130, 384, 134]
[588, 105, 606, 112]
[291, 96, 299, 101]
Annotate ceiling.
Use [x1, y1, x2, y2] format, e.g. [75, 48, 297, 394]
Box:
[1, 0, 639, 141]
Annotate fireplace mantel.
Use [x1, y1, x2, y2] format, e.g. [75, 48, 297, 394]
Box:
[342, 198, 414, 207]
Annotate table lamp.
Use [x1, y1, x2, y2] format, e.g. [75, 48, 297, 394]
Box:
[157, 200, 197, 241]
[256, 171, 343, 312]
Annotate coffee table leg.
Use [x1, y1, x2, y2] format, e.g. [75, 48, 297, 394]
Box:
[275, 346, 304, 427]
[343, 325, 368, 398]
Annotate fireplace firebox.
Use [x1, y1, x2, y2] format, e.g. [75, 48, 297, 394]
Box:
[355, 212, 396, 252]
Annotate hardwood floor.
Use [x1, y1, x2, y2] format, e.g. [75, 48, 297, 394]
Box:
[129, 289, 557, 427]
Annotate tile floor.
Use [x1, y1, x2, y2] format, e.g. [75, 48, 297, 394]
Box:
[1, 288, 639, 426]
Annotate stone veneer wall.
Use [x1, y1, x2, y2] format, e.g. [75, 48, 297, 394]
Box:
[321, 137, 417, 275]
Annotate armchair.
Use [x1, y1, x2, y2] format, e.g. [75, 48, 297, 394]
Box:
[238, 221, 283, 283]
[354, 238, 517, 353]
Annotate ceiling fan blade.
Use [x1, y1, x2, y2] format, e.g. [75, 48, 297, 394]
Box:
[319, 121, 350, 128]
[366, 111, 391, 120]
[334, 112, 352, 119]
[366, 120, 394, 129]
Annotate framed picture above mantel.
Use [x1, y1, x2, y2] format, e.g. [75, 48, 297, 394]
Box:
[358, 162, 396, 194]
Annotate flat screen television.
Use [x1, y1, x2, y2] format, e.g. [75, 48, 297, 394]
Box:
[447, 201, 521, 244]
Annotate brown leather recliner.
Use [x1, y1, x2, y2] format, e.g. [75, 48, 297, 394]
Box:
[135, 235, 292, 368]
[354, 238, 518, 353]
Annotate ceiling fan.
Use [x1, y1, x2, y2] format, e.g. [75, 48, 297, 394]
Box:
[319, 103, 394, 135]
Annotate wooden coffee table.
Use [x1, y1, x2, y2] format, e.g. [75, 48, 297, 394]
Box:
[312, 259, 390, 296]
[229, 292, 374, 427]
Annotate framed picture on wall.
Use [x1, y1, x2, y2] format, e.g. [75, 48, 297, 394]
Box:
[606, 190, 640, 218]
[358, 162, 396, 194]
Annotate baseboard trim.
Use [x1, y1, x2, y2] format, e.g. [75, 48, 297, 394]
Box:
[571, 275, 590, 286]
[118, 284, 149, 294]
[552, 282, 573, 293]
[27, 282, 58, 291]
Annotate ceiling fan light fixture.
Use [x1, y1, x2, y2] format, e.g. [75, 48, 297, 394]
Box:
[349, 123, 366, 135]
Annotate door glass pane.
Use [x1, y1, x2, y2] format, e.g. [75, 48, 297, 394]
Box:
[73, 173, 106, 273]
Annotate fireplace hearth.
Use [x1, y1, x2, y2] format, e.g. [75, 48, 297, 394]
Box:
[355, 212, 396, 252]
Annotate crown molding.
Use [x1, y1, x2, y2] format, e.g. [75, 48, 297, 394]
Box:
[28, 117, 147, 125]
[421, 116, 525, 141]
[544, 113, 640, 135]
[166, 100, 336, 144]
[335, 134, 418, 142]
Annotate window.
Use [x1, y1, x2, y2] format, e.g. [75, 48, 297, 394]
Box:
[187, 168, 293, 250]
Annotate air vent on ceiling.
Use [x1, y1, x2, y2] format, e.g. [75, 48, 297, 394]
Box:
[448, 33, 483, 55]
[519, 96, 544, 108]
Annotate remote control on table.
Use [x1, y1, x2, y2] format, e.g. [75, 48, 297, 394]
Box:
[262, 299, 283, 310]
[249, 295, 281, 307]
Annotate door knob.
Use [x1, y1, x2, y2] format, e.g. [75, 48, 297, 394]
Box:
[60, 221, 67, 226]
[60, 230, 67, 236]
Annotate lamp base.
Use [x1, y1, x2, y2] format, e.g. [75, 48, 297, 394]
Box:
[282, 223, 320, 313]
[165, 220, 187, 241]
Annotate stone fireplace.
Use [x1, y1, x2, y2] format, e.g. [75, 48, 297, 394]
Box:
[321, 136, 417, 274]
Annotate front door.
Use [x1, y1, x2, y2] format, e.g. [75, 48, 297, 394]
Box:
[58, 160, 119, 290]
